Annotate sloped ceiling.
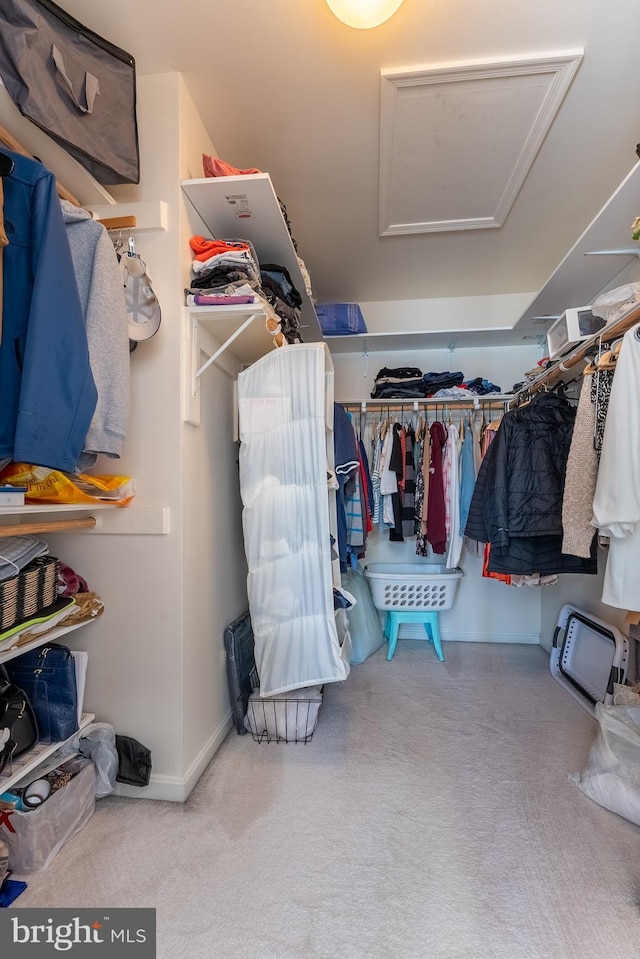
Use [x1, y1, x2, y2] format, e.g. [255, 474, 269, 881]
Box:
[33, 1, 640, 310]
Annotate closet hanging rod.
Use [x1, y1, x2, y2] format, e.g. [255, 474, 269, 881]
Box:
[0, 122, 82, 208]
[99, 215, 137, 231]
[0, 517, 97, 537]
[341, 397, 511, 412]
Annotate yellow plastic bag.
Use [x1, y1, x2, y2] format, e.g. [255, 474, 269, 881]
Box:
[0, 464, 135, 505]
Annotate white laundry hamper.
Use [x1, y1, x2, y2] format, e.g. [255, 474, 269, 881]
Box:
[364, 564, 463, 611]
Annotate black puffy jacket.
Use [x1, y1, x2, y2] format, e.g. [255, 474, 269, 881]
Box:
[465, 393, 597, 575]
[466, 392, 575, 546]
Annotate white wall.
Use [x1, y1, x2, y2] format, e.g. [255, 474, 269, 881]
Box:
[46, 73, 187, 797]
[332, 342, 541, 400]
[18, 74, 250, 801]
[539, 549, 630, 653]
[358, 292, 537, 334]
[177, 76, 249, 792]
[49, 74, 250, 801]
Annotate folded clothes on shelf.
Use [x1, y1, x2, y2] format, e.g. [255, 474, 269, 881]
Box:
[0, 537, 48, 583]
[463, 377, 502, 395]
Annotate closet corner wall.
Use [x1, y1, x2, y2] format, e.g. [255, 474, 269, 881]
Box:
[0, 71, 251, 802]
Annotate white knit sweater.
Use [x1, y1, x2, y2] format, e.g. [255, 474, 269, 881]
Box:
[562, 373, 598, 557]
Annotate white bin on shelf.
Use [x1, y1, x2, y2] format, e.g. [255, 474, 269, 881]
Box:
[364, 564, 463, 611]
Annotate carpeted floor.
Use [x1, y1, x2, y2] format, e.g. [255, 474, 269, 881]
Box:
[12, 642, 640, 959]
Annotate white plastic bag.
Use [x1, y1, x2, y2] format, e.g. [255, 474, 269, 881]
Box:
[571, 702, 640, 826]
[591, 283, 640, 324]
[342, 567, 385, 665]
[58, 722, 119, 798]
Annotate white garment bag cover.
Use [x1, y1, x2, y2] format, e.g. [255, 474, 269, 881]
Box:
[237, 344, 349, 697]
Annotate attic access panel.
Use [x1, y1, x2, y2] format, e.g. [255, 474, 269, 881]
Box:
[379, 51, 583, 236]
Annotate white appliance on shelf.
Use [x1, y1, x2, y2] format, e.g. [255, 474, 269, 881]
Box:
[550, 604, 628, 716]
[546, 305, 606, 359]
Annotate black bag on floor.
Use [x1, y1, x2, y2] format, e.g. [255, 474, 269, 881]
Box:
[0, 666, 38, 774]
[0, 0, 139, 184]
[115, 735, 151, 787]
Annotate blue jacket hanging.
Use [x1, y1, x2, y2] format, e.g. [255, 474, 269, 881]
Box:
[0, 149, 97, 471]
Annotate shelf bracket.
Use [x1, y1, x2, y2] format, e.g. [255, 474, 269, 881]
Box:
[361, 344, 369, 379]
[584, 249, 640, 257]
[194, 312, 263, 379]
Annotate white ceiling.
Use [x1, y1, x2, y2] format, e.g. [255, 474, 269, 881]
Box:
[32, 1, 640, 308]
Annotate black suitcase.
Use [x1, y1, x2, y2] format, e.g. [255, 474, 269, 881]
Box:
[223, 612, 258, 735]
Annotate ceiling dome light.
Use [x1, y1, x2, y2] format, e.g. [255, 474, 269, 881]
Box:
[326, 0, 404, 29]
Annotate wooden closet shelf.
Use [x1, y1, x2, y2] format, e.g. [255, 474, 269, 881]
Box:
[0, 711, 96, 792]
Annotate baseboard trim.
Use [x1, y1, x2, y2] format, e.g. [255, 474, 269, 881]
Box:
[397, 626, 541, 644]
[538, 634, 553, 653]
[112, 712, 234, 803]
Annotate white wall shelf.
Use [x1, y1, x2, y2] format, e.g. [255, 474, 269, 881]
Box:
[180, 172, 327, 425]
[86, 200, 169, 233]
[181, 172, 323, 344]
[183, 304, 276, 425]
[0, 506, 170, 536]
[0, 619, 94, 667]
[188, 304, 270, 369]
[512, 160, 640, 335]
[325, 326, 545, 354]
[0, 711, 96, 793]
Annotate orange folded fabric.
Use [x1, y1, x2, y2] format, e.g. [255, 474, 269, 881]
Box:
[202, 154, 261, 177]
[189, 236, 250, 262]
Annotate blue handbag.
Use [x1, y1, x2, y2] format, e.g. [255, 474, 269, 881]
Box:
[5, 643, 78, 743]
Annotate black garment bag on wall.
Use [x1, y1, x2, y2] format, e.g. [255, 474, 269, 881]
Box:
[0, 0, 139, 184]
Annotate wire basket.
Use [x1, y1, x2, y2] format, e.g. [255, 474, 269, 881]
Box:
[364, 563, 463, 611]
[242, 686, 324, 744]
[0, 556, 59, 632]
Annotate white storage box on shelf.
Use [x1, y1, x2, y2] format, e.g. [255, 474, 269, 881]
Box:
[364, 564, 463, 611]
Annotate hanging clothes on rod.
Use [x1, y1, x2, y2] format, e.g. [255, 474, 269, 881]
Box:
[561, 371, 599, 559]
[60, 200, 131, 470]
[341, 401, 504, 568]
